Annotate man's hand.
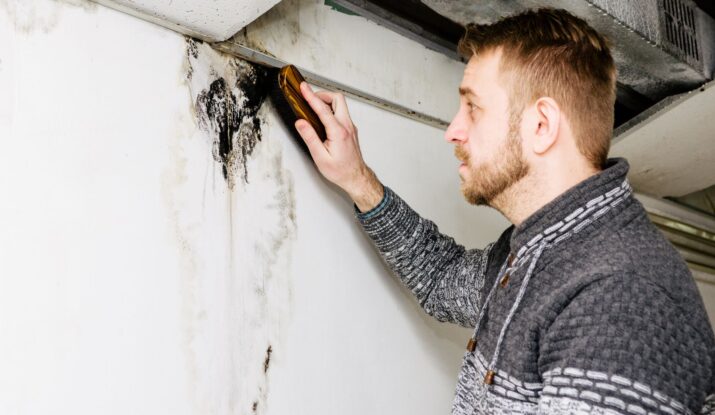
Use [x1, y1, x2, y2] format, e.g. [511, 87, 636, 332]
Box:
[294, 81, 384, 212]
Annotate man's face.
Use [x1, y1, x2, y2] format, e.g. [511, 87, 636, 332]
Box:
[445, 50, 530, 206]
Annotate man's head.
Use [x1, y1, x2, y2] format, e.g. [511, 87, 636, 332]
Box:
[445, 8, 617, 208]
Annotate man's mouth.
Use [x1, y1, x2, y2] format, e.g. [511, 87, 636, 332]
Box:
[454, 146, 469, 166]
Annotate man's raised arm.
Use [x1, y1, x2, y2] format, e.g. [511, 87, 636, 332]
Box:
[294, 81, 492, 327]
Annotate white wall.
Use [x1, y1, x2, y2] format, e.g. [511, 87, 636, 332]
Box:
[0, 1, 508, 414]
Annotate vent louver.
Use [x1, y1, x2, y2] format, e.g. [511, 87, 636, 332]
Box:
[662, 0, 702, 66]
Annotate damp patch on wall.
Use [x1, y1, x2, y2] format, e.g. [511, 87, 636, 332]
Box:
[231, 0, 302, 47]
[0, 0, 96, 34]
[187, 37, 273, 188]
[174, 37, 297, 415]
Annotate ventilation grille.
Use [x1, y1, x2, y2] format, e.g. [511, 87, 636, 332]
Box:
[662, 0, 701, 64]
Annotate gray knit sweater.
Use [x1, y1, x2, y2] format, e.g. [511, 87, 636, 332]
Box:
[356, 158, 715, 414]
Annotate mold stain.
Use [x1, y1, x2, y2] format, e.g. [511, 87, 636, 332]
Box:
[184, 38, 201, 81]
[183, 38, 298, 415]
[263, 142, 297, 268]
[231, 27, 273, 57]
[192, 41, 273, 188]
[229, 0, 301, 47]
[0, 0, 96, 34]
[160, 111, 202, 409]
[263, 345, 273, 373]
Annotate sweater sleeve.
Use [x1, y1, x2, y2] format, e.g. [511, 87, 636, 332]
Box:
[536, 274, 714, 414]
[356, 186, 492, 328]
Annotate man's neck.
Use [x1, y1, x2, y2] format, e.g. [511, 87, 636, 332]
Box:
[492, 165, 601, 226]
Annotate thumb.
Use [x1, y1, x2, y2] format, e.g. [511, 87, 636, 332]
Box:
[295, 119, 329, 162]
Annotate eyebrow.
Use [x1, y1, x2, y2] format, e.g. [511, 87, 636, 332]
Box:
[459, 86, 479, 98]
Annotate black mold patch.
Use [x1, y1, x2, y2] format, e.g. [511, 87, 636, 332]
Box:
[263, 345, 273, 373]
[185, 38, 198, 81]
[186, 37, 199, 59]
[252, 401, 258, 412]
[194, 59, 273, 186]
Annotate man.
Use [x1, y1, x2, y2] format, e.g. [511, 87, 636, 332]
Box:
[294, 8, 715, 414]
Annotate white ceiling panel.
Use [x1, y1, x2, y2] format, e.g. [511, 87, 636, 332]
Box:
[611, 80, 715, 198]
[93, 0, 281, 41]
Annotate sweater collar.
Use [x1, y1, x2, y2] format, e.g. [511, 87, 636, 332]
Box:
[509, 158, 632, 255]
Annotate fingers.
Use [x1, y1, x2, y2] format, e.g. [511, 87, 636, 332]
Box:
[316, 90, 352, 128]
[294, 119, 329, 161]
[300, 82, 350, 139]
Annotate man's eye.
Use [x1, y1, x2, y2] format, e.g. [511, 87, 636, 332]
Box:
[467, 102, 478, 113]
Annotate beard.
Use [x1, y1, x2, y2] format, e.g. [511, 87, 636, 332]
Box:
[455, 125, 530, 206]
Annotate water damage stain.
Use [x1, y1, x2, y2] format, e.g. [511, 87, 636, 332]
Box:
[0, 0, 97, 34]
[183, 38, 298, 414]
[191, 38, 274, 187]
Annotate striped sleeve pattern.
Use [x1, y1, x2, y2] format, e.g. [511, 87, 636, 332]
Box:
[356, 186, 491, 328]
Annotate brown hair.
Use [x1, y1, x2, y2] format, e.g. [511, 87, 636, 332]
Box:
[458, 8, 617, 168]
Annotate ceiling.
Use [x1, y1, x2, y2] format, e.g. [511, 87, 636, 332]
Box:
[93, 0, 281, 41]
[610, 79, 715, 198]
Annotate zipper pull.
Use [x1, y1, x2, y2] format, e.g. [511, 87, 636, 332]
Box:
[484, 370, 495, 385]
[500, 254, 515, 288]
[466, 337, 477, 352]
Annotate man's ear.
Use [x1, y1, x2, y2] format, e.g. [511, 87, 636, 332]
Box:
[532, 97, 561, 155]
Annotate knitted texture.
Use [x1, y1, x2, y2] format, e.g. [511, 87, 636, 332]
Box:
[357, 158, 715, 414]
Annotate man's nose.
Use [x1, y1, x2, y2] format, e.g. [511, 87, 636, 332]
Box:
[444, 114, 467, 143]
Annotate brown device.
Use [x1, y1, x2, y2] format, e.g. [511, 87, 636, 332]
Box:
[278, 65, 328, 142]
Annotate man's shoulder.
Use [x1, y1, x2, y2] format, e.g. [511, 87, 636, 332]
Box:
[540, 261, 715, 354]
[534, 204, 711, 335]
[551, 206, 690, 290]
